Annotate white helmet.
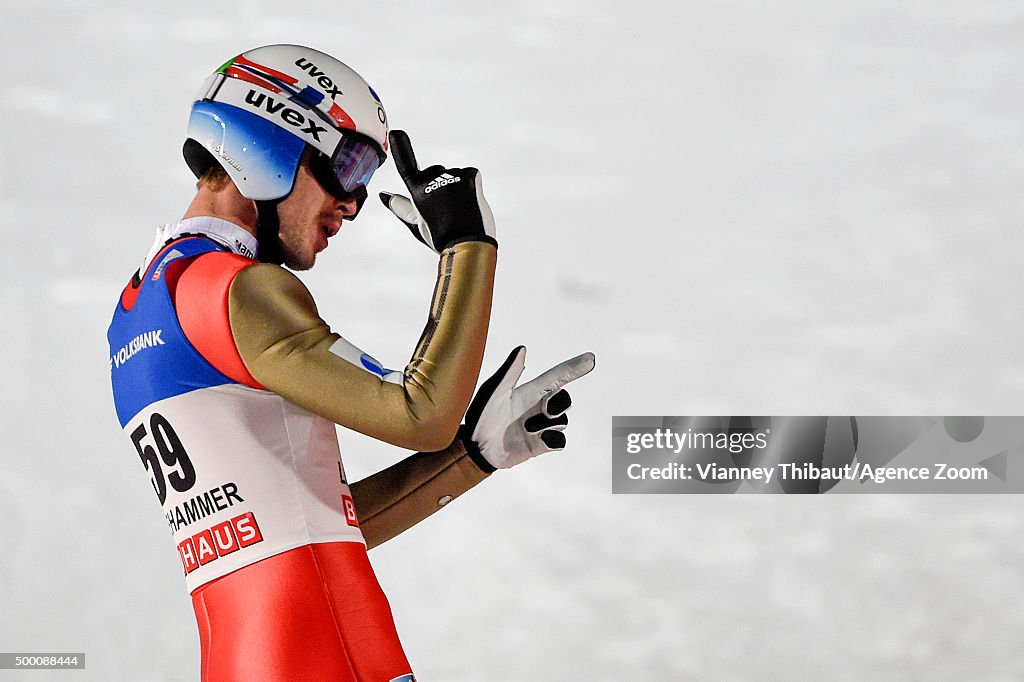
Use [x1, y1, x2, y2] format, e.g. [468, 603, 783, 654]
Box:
[184, 44, 388, 203]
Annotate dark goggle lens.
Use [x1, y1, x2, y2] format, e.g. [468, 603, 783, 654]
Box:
[330, 136, 383, 193]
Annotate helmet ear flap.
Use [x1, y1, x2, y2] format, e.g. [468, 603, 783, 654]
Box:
[181, 135, 294, 266]
[183, 139, 218, 179]
[185, 134, 287, 264]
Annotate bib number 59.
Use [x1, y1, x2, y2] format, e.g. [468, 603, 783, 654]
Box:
[130, 413, 196, 504]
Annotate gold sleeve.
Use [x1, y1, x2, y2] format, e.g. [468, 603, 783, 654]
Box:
[227, 241, 497, 452]
[351, 437, 490, 549]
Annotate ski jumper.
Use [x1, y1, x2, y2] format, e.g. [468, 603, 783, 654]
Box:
[108, 217, 496, 681]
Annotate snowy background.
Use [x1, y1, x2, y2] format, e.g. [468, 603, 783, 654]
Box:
[2, 1, 1024, 680]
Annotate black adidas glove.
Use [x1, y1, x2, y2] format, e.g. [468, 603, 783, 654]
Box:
[460, 346, 596, 471]
[379, 130, 497, 252]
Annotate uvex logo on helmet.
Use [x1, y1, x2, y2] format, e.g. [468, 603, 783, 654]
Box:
[294, 57, 344, 101]
[243, 90, 328, 142]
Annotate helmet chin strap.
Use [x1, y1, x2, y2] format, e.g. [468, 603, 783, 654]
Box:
[255, 199, 286, 265]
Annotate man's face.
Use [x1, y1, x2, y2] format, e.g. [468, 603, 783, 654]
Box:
[276, 159, 358, 271]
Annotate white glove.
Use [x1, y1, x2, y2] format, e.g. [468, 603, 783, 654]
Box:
[461, 346, 596, 471]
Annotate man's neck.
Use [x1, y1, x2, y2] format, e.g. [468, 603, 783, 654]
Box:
[138, 217, 260, 275]
[183, 184, 259, 239]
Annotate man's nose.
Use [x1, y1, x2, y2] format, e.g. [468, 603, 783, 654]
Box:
[338, 197, 359, 218]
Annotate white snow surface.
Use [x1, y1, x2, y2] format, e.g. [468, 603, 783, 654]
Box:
[2, 1, 1023, 680]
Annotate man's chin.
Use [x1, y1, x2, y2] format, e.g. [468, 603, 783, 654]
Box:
[283, 251, 316, 271]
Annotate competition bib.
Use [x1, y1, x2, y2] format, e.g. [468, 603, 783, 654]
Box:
[109, 235, 363, 593]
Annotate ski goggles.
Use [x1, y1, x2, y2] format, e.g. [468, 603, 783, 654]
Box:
[311, 135, 385, 199]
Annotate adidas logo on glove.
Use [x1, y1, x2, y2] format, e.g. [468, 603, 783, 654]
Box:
[424, 172, 461, 193]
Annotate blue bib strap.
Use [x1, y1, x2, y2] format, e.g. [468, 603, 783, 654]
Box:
[109, 237, 238, 427]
